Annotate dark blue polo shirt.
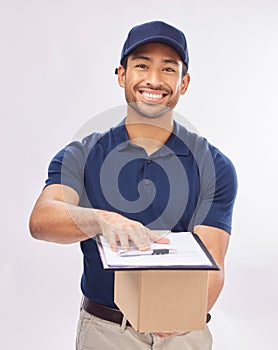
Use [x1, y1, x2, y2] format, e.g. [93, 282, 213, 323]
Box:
[45, 120, 237, 308]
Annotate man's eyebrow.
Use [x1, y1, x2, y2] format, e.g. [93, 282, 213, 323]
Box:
[163, 59, 179, 66]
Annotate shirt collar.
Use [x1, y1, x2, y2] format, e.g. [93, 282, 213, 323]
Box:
[112, 118, 131, 151]
[113, 119, 190, 157]
[160, 121, 190, 157]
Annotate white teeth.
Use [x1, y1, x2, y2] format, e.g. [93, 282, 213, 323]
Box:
[142, 92, 163, 99]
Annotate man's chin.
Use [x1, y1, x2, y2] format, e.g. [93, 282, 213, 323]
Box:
[129, 102, 172, 119]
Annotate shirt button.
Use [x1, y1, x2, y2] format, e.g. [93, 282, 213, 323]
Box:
[146, 158, 151, 164]
[144, 179, 150, 185]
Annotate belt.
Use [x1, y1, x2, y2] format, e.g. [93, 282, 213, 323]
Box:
[82, 297, 132, 326]
[82, 297, 211, 327]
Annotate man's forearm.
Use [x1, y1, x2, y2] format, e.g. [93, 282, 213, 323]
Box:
[29, 183, 162, 249]
[193, 225, 229, 312]
[207, 268, 225, 311]
[29, 200, 100, 244]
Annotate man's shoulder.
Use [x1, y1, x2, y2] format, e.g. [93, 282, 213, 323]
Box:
[174, 121, 214, 156]
[81, 121, 126, 147]
[63, 121, 126, 155]
[174, 121, 236, 170]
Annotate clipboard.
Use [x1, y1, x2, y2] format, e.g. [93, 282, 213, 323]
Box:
[96, 231, 219, 271]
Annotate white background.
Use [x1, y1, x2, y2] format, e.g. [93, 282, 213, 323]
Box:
[1, 0, 277, 349]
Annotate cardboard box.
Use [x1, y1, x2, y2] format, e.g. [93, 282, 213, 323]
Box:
[114, 269, 208, 332]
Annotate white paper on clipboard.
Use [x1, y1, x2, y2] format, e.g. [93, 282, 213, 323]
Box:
[96, 231, 218, 270]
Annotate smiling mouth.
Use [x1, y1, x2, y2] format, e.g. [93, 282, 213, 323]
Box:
[139, 90, 167, 102]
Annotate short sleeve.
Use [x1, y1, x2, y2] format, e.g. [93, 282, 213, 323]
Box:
[192, 148, 238, 234]
[45, 133, 100, 198]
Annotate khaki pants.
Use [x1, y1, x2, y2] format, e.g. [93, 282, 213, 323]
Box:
[76, 308, 213, 350]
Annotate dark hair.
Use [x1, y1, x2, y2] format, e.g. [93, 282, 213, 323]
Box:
[181, 64, 188, 77]
[121, 56, 188, 77]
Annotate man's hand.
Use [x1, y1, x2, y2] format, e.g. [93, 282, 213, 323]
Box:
[96, 210, 169, 251]
[152, 331, 190, 338]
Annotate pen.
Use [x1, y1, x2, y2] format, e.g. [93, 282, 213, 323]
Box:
[119, 248, 178, 258]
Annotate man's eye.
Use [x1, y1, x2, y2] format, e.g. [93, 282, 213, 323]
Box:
[163, 67, 175, 72]
[136, 64, 147, 69]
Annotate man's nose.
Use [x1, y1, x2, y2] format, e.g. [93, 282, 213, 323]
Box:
[145, 69, 163, 87]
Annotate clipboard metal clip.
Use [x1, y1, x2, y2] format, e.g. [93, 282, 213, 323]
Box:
[118, 248, 178, 258]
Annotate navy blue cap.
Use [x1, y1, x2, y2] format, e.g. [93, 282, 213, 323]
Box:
[119, 21, 189, 69]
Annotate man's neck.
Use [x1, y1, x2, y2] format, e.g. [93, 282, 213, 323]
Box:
[125, 108, 174, 156]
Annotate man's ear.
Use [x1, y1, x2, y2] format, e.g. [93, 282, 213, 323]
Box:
[180, 73, 190, 95]
[117, 65, 126, 88]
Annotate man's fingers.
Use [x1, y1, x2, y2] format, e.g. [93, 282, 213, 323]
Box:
[118, 232, 129, 250]
[153, 236, 170, 244]
[99, 212, 170, 252]
[148, 230, 170, 244]
[128, 228, 150, 251]
[105, 231, 118, 252]
[153, 331, 190, 338]
[128, 228, 170, 250]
